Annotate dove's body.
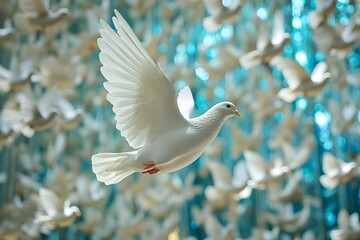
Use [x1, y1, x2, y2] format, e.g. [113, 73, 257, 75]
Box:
[135, 106, 227, 172]
[36, 212, 79, 228]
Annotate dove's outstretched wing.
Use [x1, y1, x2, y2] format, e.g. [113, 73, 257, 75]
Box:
[207, 161, 232, 188]
[271, 57, 310, 89]
[177, 86, 194, 120]
[244, 151, 268, 182]
[338, 210, 350, 230]
[311, 61, 330, 83]
[19, 0, 49, 14]
[322, 153, 341, 176]
[39, 188, 63, 216]
[98, 10, 190, 149]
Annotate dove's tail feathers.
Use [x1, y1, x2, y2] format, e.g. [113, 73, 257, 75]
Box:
[91, 152, 137, 185]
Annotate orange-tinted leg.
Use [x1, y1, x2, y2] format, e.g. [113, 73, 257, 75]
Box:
[142, 161, 159, 174]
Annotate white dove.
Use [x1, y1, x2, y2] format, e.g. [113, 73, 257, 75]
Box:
[14, 0, 72, 33]
[229, 121, 261, 159]
[192, 206, 234, 240]
[319, 153, 358, 189]
[202, 0, 242, 32]
[0, 27, 15, 43]
[271, 57, 331, 102]
[341, 10, 360, 43]
[34, 188, 81, 230]
[252, 227, 280, 240]
[270, 171, 302, 203]
[205, 160, 252, 209]
[261, 204, 311, 235]
[328, 99, 358, 135]
[239, 10, 291, 69]
[244, 150, 290, 189]
[91, 10, 240, 185]
[281, 135, 316, 171]
[311, 21, 355, 59]
[309, 0, 336, 29]
[330, 210, 360, 240]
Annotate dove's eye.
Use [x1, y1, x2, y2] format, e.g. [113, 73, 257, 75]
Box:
[226, 104, 230, 108]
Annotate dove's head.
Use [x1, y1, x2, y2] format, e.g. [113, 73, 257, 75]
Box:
[59, 8, 73, 20]
[215, 102, 241, 118]
[70, 206, 81, 217]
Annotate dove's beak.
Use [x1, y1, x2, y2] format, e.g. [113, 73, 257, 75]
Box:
[235, 110, 241, 117]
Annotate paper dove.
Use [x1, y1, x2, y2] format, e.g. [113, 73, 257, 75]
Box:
[281, 136, 315, 171]
[328, 99, 358, 135]
[204, 138, 225, 160]
[32, 55, 87, 90]
[0, 57, 33, 95]
[192, 206, 234, 240]
[40, 89, 83, 131]
[0, 196, 38, 239]
[0, 129, 15, 149]
[34, 188, 81, 230]
[268, 107, 303, 149]
[248, 75, 283, 120]
[197, 54, 226, 86]
[244, 151, 290, 189]
[311, 21, 355, 59]
[281, 204, 311, 235]
[202, 0, 242, 32]
[0, 89, 58, 138]
[14, 0, 72, 33]
[77, 209, 103, 235]
[209, 44, 242, 73]
[272, 57, 331, 102]
[330, 210, 360, 240]
[91, 10, 240, 185]
[320, 153, 358, 189]
[70, 175, 108, 207]
[341, 10, 360, 43]
[70, 3, 109, 60]
[239, 10, 291, 69]
[205, 161, 251, 209]
[309, 0, 336, 29]
[261, 204, 311, 235]
[0, 27, 15, 43]
[126, 0, 157, 18]
[229, 121, 261, 159]
[252, 227, 280, 240]
[270, 171, 302, 203]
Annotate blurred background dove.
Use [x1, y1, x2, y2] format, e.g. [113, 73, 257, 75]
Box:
[272, 57, 331, 102]
[14, 0, 72, 33]
[239, 10, 291, 69]
[320, 153, 358, 189]
[202, 0, 243, 32]
[330, 209, 360, 240]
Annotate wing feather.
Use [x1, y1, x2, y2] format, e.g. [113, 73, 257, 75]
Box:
[322, 153, 341, 175]
[39, 188, 63, 216]
[177, 86, 194, 120]
[98, 11, 189, 148]
[244, 151, 268, 182]
[271, 57, 311, 89]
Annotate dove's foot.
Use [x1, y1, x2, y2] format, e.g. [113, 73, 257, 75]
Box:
[142, 161, 160, 175]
